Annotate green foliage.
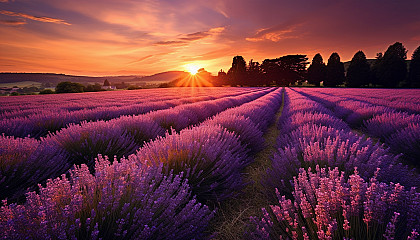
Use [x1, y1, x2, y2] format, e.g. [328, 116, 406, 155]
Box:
[346, 51, 371, 87]
[84, 83, 102, 92]
[324, 52, 345, 87]
[55, 81, 85, 93]
[39, 89, 55, 94]
[307, 53, 326, 87]
[10, 92, 19, 96]
[376, 42, 407, 88]
[408, 45, 420, 88]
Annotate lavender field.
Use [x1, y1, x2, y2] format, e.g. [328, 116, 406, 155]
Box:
[1, 87, 419, 239]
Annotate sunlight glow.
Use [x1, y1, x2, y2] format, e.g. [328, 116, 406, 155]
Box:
[185, 64, 201, 75]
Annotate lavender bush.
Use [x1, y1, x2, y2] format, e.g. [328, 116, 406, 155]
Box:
[0, 135, 69, 202]
[249, 166, 420, 240]
[364, 112, 420, 139]
[386, 123, 420, 165]
[203, 113, 265, 154]
[0, 156, 214, 239]
[130, 125, 249, 203]
[278, 111, 350, 134]
[266, 123, 419, 198]
[110, 115, 166, 146]
[44, 120, 139, 170]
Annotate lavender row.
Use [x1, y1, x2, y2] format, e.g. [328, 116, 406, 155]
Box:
[0, 87, 259, 115]
[0, 88, 265, 138]
[0, 157, 215, 239]
[266, 89, 419, 195]
[0, 88, 284, 239]
[305, 88, 420, 114]
[0, 88, 275, 201]
[294, 88, 420, 165]
[130, 87, 284, 203]
[248, 89, 420, 239]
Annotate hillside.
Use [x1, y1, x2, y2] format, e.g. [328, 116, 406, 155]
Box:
[0, 71, 190, 87]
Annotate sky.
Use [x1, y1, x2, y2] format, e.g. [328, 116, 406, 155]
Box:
[1, 0, 420, 76]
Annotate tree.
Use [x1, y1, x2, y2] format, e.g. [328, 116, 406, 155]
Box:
[408, 45, 420, 88]
[227, 56, 247, 86]
[346, 51, 371, 88]
[376, 42, 407, 88]
[215, 69, 227, 86]
[85, 83, 103, 92]
[370, 52, 383, 86]
[39, 89, 55, 94]
[261, 55, 308, 86]
[324, 52, 345, 87]
[103, 79, 111, 86]
[246, 59, 263, 86]
[307, 53, 326, 87]
[55, 82, 85, 93]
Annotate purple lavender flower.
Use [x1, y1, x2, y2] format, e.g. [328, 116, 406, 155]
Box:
[0, 156, 214, 239]
[386, 123, 420, 165]
[249, 166, 420, 239]
[0, 134, 69, 202]
[130, 124, 249, 203]
[44, 120, 140, 170]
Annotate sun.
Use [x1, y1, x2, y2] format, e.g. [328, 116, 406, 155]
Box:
[185, 64, 201, 75]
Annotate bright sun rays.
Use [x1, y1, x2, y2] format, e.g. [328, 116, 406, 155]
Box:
[184, 64, 201, 75]
[177, 63, 213, 87]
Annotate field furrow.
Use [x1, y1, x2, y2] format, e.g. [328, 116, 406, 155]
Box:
[293, 88, 420, 166]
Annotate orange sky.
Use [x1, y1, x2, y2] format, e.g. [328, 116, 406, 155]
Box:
[1, 0, 420, 76]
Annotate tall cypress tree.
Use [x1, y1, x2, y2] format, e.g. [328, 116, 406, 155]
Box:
[346, 51, 371, 88]
[307, 53, 326, 87]
[408, 45, 420, 88]
[324, 52, 345, 87]
[377, 42, 407, 88]
[227, 56, 247, 86]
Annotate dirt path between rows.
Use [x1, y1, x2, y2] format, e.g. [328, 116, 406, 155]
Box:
[209, 88, 285, 239]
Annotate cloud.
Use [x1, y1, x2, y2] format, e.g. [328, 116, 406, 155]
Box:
[0, 10, 71, 25]
[155, 26, 225, 45]
[127, 54, 154, 64]
[155, 40, 187, 46]
[246, 23, 302, 42]
[0, 0, 14, 2]
[0, 19, 26, 26]
[179, 31, 210, 41]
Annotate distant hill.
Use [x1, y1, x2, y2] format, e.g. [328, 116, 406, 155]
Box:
[0, 71, 191, 87]
[139, 71, 190, 83]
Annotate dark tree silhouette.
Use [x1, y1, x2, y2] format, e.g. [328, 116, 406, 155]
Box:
[215, 69, 228, 86]
[246, 59, 263, 86]
[261, 55, 308, 86]
[227, 56, 247, 86]
[370, 52, 383, 86]
[103, 79, 111, 86]
[324, 52, 345, 87]
[346, 51, 371, 88]
[55, 82, 85, 93]
[408, 45, 420, 88]
[376, 42, 407, 88]
[307, 53, 326, 87]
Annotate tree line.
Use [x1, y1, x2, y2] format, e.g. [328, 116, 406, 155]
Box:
[216, 42, 420, 88]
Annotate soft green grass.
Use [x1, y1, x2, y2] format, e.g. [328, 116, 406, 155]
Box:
[209, 90, 285, 239]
